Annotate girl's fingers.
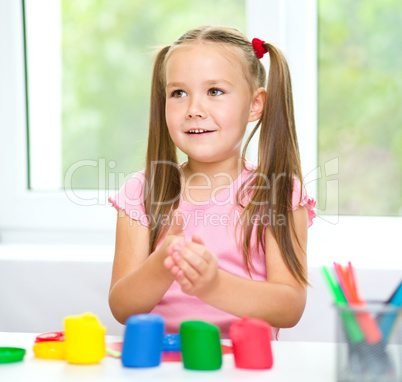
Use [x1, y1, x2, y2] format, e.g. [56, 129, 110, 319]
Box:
[167, 239, 185, 256]
[167, 237, 216, 290]
[191, 233, 205, 245]
[163, 254, 175, 270]
[176, 274, 192, 291]
[177, 245, 209, 275]
[166, 209, 185, 237]
[169, 263, 189, 285]
[182, 240, 209, 261]
[173, 254, 200, 283]
[170, 264, 182, 277]
[169, 238, 207, 261]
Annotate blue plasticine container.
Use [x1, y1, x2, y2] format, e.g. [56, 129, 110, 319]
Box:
[163, 334, 181, 352]
[121, 314, 165, 368]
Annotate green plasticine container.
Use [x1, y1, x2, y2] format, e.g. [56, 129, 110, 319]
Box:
[0, 347, 26, 364]
[179, 321, 222, 371]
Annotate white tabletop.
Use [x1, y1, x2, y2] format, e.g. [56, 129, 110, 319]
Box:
[0, 332, 336, 382]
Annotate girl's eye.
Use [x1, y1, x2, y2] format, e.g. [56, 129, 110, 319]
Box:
[208, 88, 223, 96]
[172, 90, 187, 98]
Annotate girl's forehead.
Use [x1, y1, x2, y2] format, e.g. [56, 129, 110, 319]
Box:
[165, 43, 246, 78]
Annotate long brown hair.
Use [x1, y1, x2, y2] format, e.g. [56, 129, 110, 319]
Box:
[144, 26, 307, 285]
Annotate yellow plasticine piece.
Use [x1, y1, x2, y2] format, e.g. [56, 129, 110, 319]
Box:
[64, 312, 106, 365]
[33, 341, 66, 360]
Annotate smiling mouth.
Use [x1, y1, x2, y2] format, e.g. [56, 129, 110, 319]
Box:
[187, 129, 214, 134]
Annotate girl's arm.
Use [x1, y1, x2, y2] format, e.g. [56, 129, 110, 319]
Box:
[109, 209, 183, 324]
[165, 206, 308, 328]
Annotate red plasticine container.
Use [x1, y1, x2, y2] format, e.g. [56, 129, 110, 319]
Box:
[35, 331, 64, 343]
[229, 316, 273, 369]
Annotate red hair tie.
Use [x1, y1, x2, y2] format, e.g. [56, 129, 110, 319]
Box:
[252, 38, 267, 59]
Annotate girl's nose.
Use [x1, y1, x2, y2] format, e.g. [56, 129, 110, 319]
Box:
[186, 98, 206, 119]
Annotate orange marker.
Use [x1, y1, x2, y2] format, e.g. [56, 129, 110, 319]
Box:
[333, 262, 382, 344]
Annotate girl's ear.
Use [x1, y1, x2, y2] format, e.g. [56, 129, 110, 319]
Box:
[248, 87, 266, 122]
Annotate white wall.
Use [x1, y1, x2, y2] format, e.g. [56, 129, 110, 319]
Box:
[0, 245, 124, 337]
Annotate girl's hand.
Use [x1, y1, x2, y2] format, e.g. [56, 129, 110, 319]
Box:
[164, 234, 220, 298]
[157, 209, 185, 261]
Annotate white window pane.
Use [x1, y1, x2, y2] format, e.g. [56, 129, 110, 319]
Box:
[25, 0, 62, 190]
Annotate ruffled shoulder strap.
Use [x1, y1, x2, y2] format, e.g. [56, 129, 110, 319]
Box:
[291, 179, 316, 227]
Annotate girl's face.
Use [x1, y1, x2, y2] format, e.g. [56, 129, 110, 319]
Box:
[165, 43, 264, 166]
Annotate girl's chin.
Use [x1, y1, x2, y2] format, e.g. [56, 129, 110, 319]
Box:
[185, 155, 228, 164]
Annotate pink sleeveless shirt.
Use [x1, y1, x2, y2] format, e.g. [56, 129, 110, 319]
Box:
[109, 163, 316, 339]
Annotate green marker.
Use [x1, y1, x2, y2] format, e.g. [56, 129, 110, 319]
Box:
[106, 348, 121, 358]
[321, 266, 364, 343]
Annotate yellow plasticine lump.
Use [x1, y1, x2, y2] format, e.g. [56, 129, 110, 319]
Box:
[33, 341, 66, 360]
[64, 312, 106, 364]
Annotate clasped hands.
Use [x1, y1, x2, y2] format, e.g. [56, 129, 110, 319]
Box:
[162, 210, 219, 299]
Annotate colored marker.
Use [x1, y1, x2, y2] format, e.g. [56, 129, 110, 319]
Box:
[347, 262, 360, 300]
[379, 280, 402, 343]
[323, 264, 396, 376]
[385, 279, 402, 303]
[334, 262, 382, 344]
[321, 266, 364, 343]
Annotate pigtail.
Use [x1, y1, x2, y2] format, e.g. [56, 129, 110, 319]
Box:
[240, 44, 307, 285]
[145, 46, 181, 252]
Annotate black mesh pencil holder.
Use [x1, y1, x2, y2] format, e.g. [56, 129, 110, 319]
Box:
[335, 302, 402, 382]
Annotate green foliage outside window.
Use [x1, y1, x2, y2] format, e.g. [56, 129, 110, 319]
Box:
[318, 0, 402, 216]
[62, 0, 245, 190]
[62, 0, 402, 216]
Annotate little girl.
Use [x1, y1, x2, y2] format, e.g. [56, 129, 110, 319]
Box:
[108, 25, 316, 339]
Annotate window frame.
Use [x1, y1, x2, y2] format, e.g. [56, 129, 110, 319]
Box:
[0, 0, 121, 244]
[0, 0, 400, 256]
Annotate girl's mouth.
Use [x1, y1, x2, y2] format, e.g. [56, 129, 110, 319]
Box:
[187, 129, 214, 134]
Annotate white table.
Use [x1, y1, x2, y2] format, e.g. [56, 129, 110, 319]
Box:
[0, 332, 336, 382]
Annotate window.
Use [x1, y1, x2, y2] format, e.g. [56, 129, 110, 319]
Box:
[317, 0, 402, 216]
[0, 0, 246, 243]
[26, 0, 246, 191]
[1, 0, 400, 257]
